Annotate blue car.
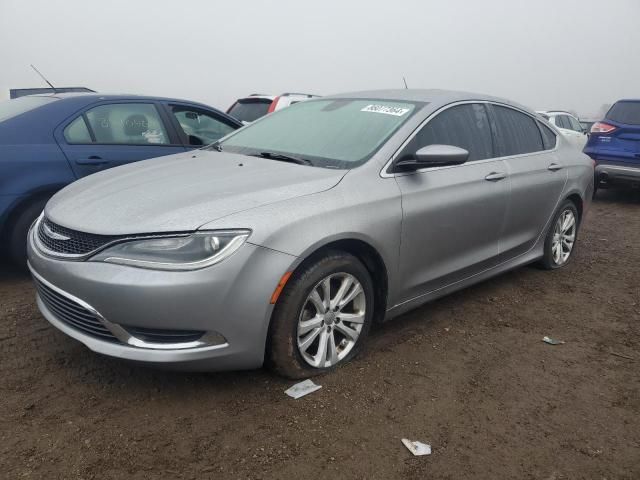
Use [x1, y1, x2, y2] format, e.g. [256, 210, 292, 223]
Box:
[0, 93, 242, 265]
[584, 99, 640, 195]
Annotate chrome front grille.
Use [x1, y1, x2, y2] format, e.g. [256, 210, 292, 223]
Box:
[37, 217, 123, 256]
[34, 278, 120, 343]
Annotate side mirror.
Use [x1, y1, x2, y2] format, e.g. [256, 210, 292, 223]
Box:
[396, 144, 469, 170]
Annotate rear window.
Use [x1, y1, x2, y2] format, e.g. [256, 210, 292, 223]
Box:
[228, 99, 272, 123]
[606, 101, 640, 125]
[0, 96, 57, 122]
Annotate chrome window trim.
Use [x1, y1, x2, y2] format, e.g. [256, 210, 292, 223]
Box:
[380, 100, 560, 178]
[30, 266, 227, 351]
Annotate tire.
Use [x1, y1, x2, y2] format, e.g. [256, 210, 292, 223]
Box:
[267, 251, 375, 379]
[539, 199, 579, 270]
[8, 198, 48, 269]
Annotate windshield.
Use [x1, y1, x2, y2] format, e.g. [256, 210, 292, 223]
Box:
[0, 96, 57, 122]
[606, 101, 640, 125]
[228, 99, 272, 123]
[220, 98, 420, 168]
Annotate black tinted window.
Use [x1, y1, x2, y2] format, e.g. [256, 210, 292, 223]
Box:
[539, 122, 557, 150]
[492, 106, 543, 156]
[402, 104, 494, 161]
[568, 116, 583, 132]
[228, 99, 271, 123]
[606, 101, 640, 125]
[555, 115, 568, 129]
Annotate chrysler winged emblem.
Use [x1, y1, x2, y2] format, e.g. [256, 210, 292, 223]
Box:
[43, 222, 71, 241]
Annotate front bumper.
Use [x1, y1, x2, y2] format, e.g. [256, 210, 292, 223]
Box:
[27, 227, 296, 371]
[595, 163, 640, 187]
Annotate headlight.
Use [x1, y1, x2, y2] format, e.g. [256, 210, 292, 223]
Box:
[90, 230, 250, 271]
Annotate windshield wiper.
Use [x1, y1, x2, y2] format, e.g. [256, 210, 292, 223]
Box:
[256, 151, 312, 166]
[207, 141, 223, 152]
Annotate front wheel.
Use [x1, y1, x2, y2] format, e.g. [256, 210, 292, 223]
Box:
[267, 252, 374, 379]
[539, 200, 579, 270]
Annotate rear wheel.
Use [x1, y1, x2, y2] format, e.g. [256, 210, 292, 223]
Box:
[8, 199, 47, 269]
[267, 252, 374, 379]
[540, 200, 579, 270]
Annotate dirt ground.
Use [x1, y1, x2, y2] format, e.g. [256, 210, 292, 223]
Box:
[1, 189, 639, 480]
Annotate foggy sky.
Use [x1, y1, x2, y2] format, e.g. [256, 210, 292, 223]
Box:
[1, 0, 639, 118]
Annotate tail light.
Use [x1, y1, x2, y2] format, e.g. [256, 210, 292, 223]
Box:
[591, 122, 617, 134]
[267, 96, 280, 113]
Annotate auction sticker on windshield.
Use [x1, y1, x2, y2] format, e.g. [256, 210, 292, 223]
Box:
[361, 104, 410, 116]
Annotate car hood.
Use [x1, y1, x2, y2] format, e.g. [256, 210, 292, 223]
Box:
[46, 151, 347, 235]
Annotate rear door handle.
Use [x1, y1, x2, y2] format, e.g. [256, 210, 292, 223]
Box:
[76, 156, 107, 165]
[548, 163, 563, 172]
[485, 171, 507, 182]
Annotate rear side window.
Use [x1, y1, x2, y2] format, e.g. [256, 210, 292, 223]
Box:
[539, 122, 557, 150]
[84, 103, 169, 145]
[227, 99, 272, 123]
[555, 115, 569, 129]
[606, 101, 640, 125]
[402, 103, 494, 161]
[64, 116, 92, 143]
[492, 106, 543, 156]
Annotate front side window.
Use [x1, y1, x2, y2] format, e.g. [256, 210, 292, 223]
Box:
[399, 103, 494, 162]
[492, 105, 543, 156]
[84, 103, 169, 145]
[171, 107, 236, 146]
[221, 99, 420, 168]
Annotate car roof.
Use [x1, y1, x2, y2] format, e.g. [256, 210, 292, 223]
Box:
[235, 93, 319, 101]
[326, 89, 533, 112]
[29, 92, 220, 109]
[538, 110, 578, 117]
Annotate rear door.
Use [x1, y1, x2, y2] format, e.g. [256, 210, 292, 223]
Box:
[490, 104, 567, 258]
[394, 103, 509, 301]
[55, 101, 186, 178]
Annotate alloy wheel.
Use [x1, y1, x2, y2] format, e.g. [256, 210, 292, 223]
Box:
[296, 272, 366, 368]
[552, 209, 576, 266]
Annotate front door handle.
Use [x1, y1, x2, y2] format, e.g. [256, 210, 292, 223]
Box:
[548, 163, 563, 172]
[76, 156, 107, 165]
[485, 171, 507, 182]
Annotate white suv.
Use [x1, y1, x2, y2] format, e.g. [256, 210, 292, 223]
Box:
[537, 111, 588, 150]
[227, 93, 319, 123]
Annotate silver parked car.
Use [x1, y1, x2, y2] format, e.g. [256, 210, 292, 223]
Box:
[27, 90, 594, 378]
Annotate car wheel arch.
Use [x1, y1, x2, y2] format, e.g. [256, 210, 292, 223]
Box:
[565, 192, 583, 223]
[2, 187, 62, 239]
[272, 236, 389, 321]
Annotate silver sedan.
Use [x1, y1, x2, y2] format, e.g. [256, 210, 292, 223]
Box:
[27, 90, 594, 377]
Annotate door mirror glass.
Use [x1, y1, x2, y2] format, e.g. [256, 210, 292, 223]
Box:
[397, 144, 469, 169]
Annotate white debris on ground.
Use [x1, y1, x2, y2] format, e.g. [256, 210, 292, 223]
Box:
[284, 379, 322, 399]
[542, 336, 566, 345]
[401, 438, 432, 456]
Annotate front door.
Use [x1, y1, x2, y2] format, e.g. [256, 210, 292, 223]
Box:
[393, 103, 509, 303]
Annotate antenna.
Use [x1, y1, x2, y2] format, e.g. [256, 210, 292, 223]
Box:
[30, 64, 56, 92]
[402, 77, 408, 89]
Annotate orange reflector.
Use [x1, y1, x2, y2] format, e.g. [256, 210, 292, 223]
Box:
[270, 271, 293, 304]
